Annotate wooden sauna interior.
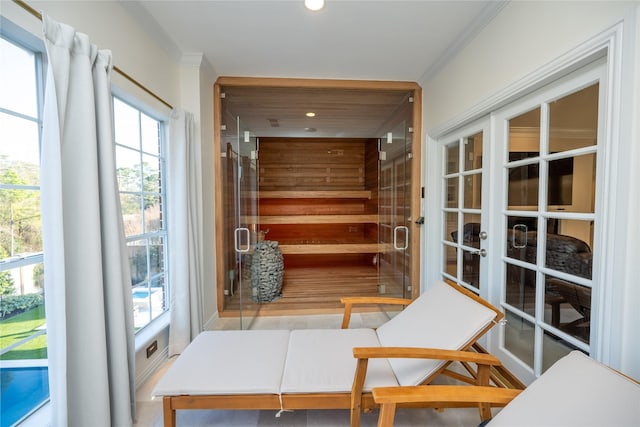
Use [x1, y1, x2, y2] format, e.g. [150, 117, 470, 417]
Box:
[215, 79, 421, 315]
[258, 137, 381, 308]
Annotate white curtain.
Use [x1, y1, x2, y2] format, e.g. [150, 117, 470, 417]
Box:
[41, 15, 135, 426]
[167, 109, 203, 356]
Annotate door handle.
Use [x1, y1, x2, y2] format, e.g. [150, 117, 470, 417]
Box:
[234, 227, 250, 253]
[393, 226, 409, 250]
[512, 224, 528, 249]
[470, 248, 487, 257]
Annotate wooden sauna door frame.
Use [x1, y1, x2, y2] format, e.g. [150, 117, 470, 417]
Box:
[214, 77, 423, 314]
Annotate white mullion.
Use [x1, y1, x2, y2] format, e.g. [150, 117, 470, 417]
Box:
[533, 101, 550, 377]
[457, 138, 465, 282]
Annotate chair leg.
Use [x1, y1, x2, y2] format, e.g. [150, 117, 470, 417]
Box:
[476, 364, 492, 421]
[163, 397, 176, 427]
[377, 402, 397, 427]
[351, 358, 368, 427]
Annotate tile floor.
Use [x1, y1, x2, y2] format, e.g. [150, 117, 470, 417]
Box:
[134, 312, 487, 427]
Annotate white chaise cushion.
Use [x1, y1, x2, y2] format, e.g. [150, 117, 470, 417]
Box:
[280, 328, 398, 393]
[152, 330, 290, 396]
[375, 281, 496, 386]
[489, 351, 640, 426]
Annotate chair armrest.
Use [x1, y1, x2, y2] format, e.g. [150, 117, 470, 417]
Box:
[352, 347, 503, 366]
[372, 384, 521, 406]
[340, 297, 412, 329]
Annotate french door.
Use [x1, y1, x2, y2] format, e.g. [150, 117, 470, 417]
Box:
[439, 60, 606, 383]
[491, 62, 604, 383]
[441, 120, 489, 297]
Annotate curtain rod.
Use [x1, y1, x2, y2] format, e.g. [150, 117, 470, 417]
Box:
[13, 0, 174, 110]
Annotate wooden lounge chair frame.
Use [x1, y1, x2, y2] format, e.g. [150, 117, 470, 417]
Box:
[159, 281, 522, 427]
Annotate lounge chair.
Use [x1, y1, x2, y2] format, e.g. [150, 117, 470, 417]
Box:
[152, 280, 519, 427]
[372, 350, 640, 426]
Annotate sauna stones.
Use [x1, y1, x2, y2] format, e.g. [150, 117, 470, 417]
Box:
[251, 240, 284, 303]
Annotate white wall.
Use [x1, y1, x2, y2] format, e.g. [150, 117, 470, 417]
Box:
[178, 53, 219, 328]
[423, 1, 635, 129]
[420, 1, 640, 379]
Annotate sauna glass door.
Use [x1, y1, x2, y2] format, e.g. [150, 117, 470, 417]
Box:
[220, 116, 258, 329]
[378, 121, 411, 299]
[236, 118, 260, 328]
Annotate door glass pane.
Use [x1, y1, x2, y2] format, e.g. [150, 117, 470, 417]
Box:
[508, 108, 540, 157]
[506, 215, 537, 264]
[505, 263, 536, 316]
[549, 84, 599, 153]
[446, 142, 459, 174]
[504, 311, 535, 369]
[508, 163, 539, 208]
[545, 276, 591, 344]
[445, 211, 458, 242]
[459, 214, 481, 249]
[542, 331, 585, 373]
[548, 153, 596, 213]
[544, 221, 593, 279]
[445, 177, 458, 208]
[463, 173, 482, 209]
[462, 250, 480, 289]
[546, 157, 574, 208]
[464, 132, 483, 171]
[444, 245, 457, 278]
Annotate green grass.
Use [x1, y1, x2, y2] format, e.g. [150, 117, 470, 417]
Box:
[0, 305, 48, 360]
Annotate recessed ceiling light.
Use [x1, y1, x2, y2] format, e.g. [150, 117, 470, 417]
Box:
[304, 0, 325, 12]
[305, 112, 316, 117]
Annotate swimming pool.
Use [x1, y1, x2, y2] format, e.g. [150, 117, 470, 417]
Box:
[0, 367, 49, 427]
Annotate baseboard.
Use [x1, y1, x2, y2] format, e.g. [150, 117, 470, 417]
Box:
[202, 311, 219, 331]
[136, 346, 168, 390]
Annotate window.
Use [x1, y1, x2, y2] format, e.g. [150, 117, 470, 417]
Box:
[0, 35, 49, 425]
[113, 97, 169, 331]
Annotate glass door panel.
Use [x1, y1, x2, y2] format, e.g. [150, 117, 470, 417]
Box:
[378, 121, 410, 299]
[218, 113, 259, 329]
[236, 117, 259, 329]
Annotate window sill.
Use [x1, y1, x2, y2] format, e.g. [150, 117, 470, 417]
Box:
[16, 400, 51, 427]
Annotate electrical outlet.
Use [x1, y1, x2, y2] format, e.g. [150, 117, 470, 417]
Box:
[146, 340, 158, 359]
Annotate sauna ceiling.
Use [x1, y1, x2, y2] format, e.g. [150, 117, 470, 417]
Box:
[221, 86, 412, 138]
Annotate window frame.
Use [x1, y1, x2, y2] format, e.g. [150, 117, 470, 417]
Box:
[112, 94, 170, 334]
[0, 29, 49, 426]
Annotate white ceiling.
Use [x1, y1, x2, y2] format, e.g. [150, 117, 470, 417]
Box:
[122, 1, 507, 138]
[125, 0, 505, 82]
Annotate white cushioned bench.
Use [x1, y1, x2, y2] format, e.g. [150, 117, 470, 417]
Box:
[152, 281, 507, 427]
[373, 350, 640, 427]
[488, 351, 640, 426]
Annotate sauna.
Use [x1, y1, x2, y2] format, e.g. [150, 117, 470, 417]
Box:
[214, 78, 422, 322]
